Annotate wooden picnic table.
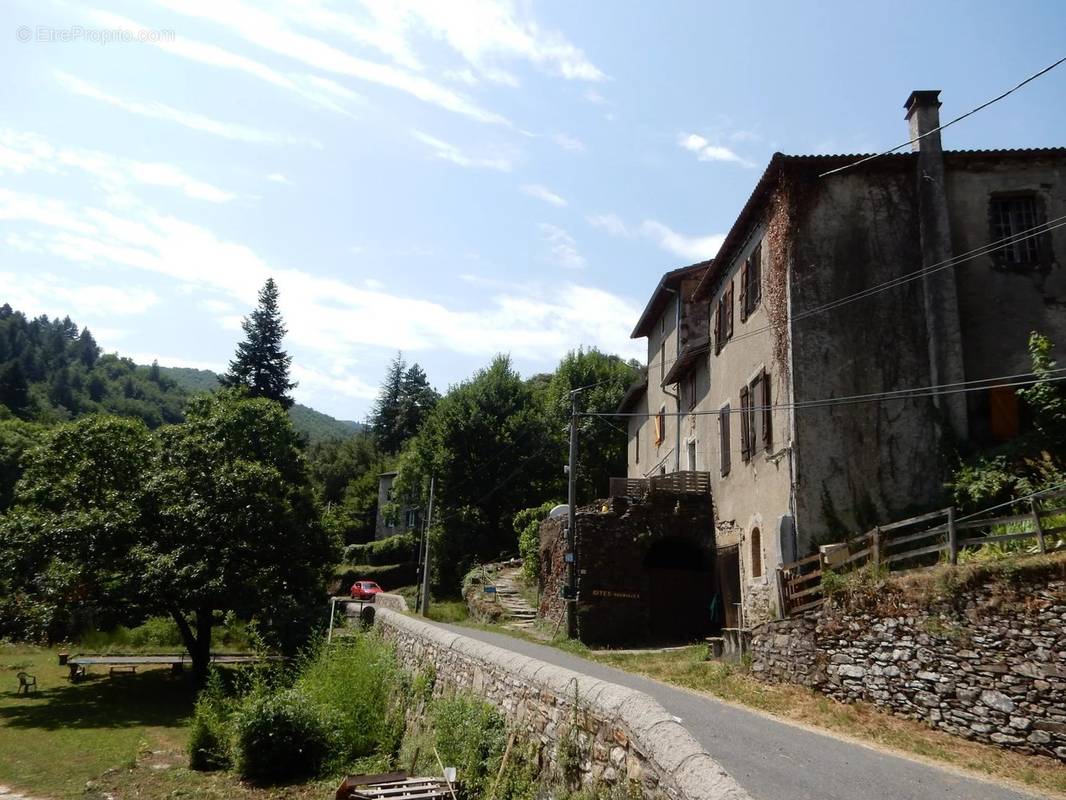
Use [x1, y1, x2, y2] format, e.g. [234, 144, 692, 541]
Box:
[66, 653, 281, 681]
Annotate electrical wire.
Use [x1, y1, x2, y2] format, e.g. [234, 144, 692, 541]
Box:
[646, 214, 1066, 376]
[818, 55, 1066, 178]
[580, 369, 1066, 418]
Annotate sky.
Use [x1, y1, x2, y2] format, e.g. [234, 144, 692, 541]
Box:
[2, 1, 1065, 421]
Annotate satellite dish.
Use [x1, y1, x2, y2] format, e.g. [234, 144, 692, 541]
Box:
[548, 504, 569, 519]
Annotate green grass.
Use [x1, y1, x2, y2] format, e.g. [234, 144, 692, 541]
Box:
[424, 600, 469, 624]
[0, 644, 196, 798]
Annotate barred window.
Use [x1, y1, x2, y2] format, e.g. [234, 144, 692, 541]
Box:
[990, 195, 1042, 267]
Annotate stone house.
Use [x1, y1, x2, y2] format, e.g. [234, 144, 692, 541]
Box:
[623, 89, 1066, 627]
[374, 471, 422, 541]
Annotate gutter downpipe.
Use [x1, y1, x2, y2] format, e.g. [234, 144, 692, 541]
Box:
[662, 286, 682, 473]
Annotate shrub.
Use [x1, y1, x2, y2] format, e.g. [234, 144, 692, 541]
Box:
[188, 698, 232, 771]
[342, 533, 417, 566]
[513, 501, 559, 581]
[233, 690, 335, 783]
[128, 616, 184, 647]
[293, 635, 407, 765]
[431, 695, 506, 799]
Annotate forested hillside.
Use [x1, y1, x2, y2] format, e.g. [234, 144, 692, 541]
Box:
[159, 366, 364, 443]
[0, 305, 364, 443]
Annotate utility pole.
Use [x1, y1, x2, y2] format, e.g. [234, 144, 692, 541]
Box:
[420, 476, 435, 618]
[566, 393, 578, 638]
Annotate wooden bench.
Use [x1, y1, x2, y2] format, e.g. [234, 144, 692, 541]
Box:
[17, 672, 36, 694]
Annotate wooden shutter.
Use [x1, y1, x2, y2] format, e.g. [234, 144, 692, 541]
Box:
[654, 408, 663, 445]
[713, 303, 722, 354]
[751, 244, 762, 307]
[726, 280, 735, 339]
[739, 261, 749, 323]
[739, 385, 751, 462]
[762, 370, 773, 452]
[720, 405, 731, 476]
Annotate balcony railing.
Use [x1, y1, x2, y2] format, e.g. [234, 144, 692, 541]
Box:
[609, 470, 711, 498]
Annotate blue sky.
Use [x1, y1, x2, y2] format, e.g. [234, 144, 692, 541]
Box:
[2, 0, 1065, 420]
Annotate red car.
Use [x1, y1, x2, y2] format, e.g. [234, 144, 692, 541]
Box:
[350, 580, 383, 601]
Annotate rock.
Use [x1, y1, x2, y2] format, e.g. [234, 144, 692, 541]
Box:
[980, 690, 1015, 714]
[916, 671, 941, 682]
[838, 664, 866, 679]
[1027, 730, 1052, 745]
[990, 732, 1024, 745]
[609, 746, 625, 768]
[602, 766, 618, 783]
[1009, 716, 1032, 731]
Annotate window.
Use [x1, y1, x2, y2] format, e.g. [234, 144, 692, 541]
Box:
[654, 405, 665, 446]
[686, 372, 698, 410]
[741, 371, 773, 461]
[713, 280, 735, 354]
[635, 426, 640, 464]
[660, 341, 666, 383]
[988, 386, 1020, 442]
[750, 527, 763, 578]
[687, 439, 697, 471]
[739, 243, 762, 322]
[719, 404, 731, 476]
[990, 195, 1046, 268]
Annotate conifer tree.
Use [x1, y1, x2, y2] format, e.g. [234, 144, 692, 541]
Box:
[396, 363, 438, 445]
[221, 278, 296, 409]
[370, 353, 406, 453]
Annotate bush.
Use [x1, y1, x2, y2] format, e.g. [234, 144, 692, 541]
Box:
[233, 690, 335, 783]
[342, 533, 417, 566]
[293, 635, 407, 764]
[513, 501, 559, 581]
[332, 562, 416, 594]
[431, 695, 506, 799]
[129, 616, 184, 647]
[188, 699, 232, 771]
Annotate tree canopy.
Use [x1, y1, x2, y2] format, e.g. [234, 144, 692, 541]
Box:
[370, 353, 439, 454]
[221, 278, 296, 409]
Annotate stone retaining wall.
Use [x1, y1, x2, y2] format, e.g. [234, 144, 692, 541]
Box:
[376, 609, 749, 800]
[375, 593, 409, 613]
[750, 571, 1066, 761]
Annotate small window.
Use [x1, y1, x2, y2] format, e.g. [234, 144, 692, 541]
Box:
[635, 426, 640, 464]
[660, 341, 666, 383]
[654, 405, 665, 446]
[739, 243, 762, 322]
[761, 370, 773, 452]
[750, 527, 762, 578]
[989, 195, 1046, 268]
[719, 404, 731, 476]
[686, 372, 698, 410]
[687, 439, 697, 471]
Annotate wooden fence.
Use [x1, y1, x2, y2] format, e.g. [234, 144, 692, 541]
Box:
[779, 489, 1066, 617]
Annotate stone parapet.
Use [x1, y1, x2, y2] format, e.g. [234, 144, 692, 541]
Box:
[376, 609, 750, 800]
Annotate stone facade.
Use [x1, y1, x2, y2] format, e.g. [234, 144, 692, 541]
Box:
[375, 608, 750, 800]
[750, 571, 1066, 761]
[539, 495, 717, 647]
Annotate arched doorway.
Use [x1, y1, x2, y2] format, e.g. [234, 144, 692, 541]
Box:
[643, 537, 715, 643]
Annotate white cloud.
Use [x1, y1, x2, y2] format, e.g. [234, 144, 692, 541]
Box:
[0, 186, 643, 384]
[0, 270, 160, 319]
[153, 0, 510, 126]
[364, 278, 385, 290]
[54, 71, 320, 147]
[85, 9, 363, 116]
[200, 298, 235, 314]
[551, 133, 585, 152]
[266, 172, 290, 184]
[411, 131, 512, 171]
[291, 363, 379, 403]
[678, 132, 753, 166]
[0, 129, 236, 203]
[521, 184, 567, 207]
[587, 212, 723, 261]
[336, 0, 606, 83]
[639, 220, 723, 261]
[539, 223, 585, 269]
[587, 213, 629, 237]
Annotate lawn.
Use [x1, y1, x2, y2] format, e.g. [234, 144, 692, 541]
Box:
[0, 644, 195, 798]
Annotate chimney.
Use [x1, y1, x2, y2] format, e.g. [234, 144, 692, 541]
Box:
[904, 90, 943, 153]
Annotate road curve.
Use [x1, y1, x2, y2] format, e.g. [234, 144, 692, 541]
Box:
[430, 622, 1044, 800]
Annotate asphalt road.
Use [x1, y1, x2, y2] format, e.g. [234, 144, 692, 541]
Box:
[433, 622, 1044, 800]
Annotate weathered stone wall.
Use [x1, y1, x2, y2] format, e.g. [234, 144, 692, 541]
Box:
[539, 495, 716, 646]
[376, 609, 749, 800]
[750, 571, 1066, 761]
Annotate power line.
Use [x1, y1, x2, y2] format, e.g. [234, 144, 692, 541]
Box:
[647, 214, 1066, 377]
[582, 369, 1066, 418]
[818, 55, 1066, 178]
[955, 479, 1066, 523]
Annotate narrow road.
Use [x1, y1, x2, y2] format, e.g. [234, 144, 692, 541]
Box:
[433, 622, 1044, 800]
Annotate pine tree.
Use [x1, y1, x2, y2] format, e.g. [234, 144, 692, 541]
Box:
[370, 353, 406, 453]
[221, 278, 296, 409]
[396, 363, 438, 445]
[0, 361, 29, 415]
